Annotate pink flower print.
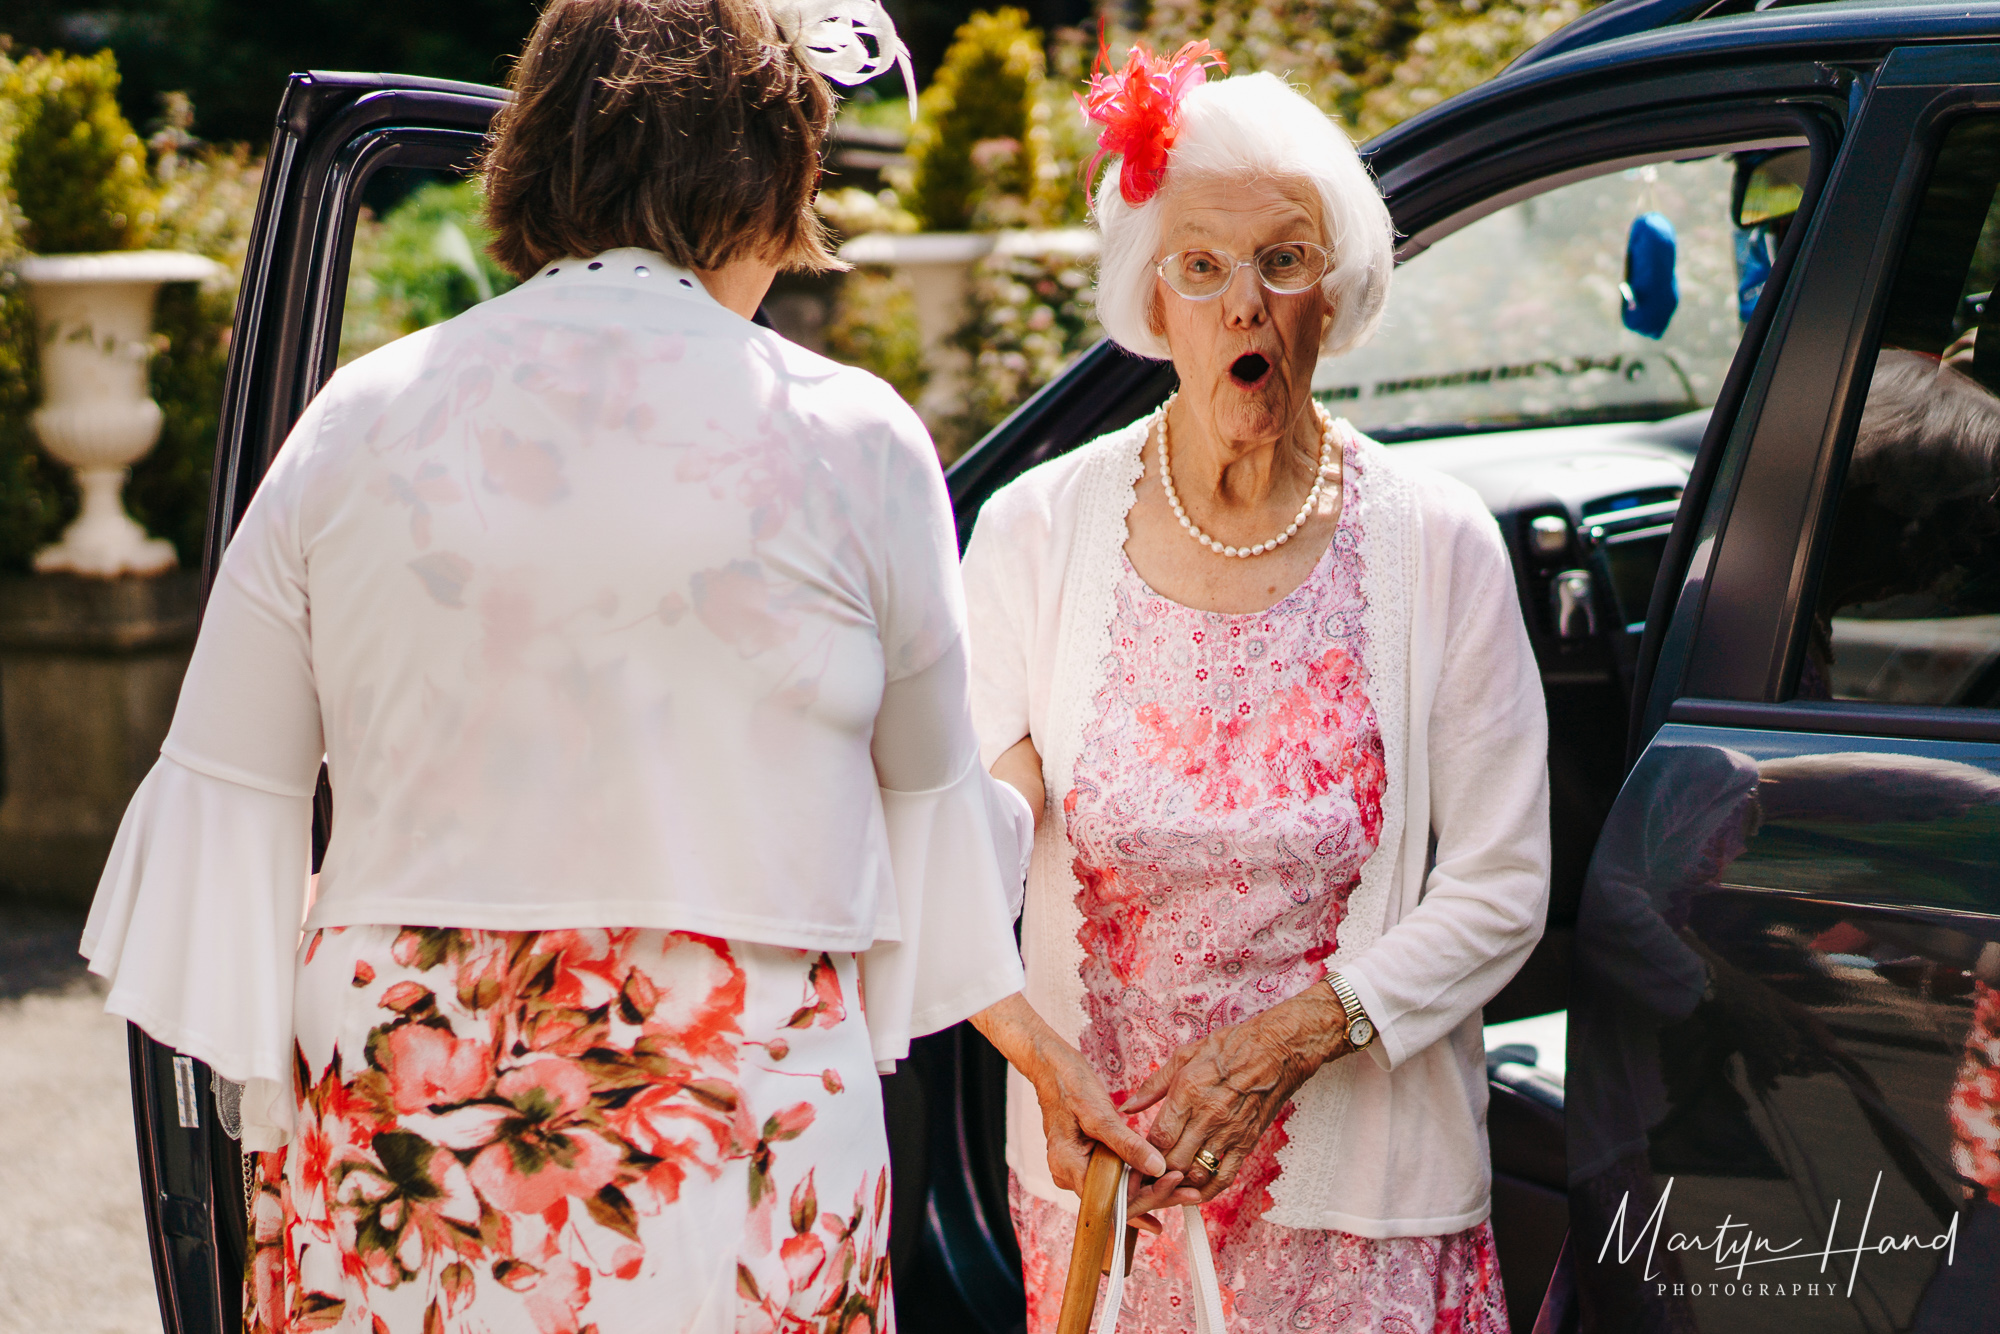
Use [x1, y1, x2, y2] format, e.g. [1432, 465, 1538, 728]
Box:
[468, 1061, 624, 1215]
[384, 1023, 494, 1114]
[691, 561, 800, 657]
[784, 954, 847, 1030]
[641, 934, 747, 1064]
[379, 981, 432, 1014]
[405, 551, 474, 608]
[368, 462, 465, 548]
[603, 1079, 739, 1207]
[520, 1253, 593, 1334]
[478, 425, 570, 506]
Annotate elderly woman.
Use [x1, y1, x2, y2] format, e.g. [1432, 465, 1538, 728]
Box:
[79, 2, 1161, 1330]
[965, 58, 1551, 1331]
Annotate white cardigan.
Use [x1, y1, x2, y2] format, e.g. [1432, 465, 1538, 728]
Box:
[82, 250, 1029, 1147]
[963, 417, 1550, 1236]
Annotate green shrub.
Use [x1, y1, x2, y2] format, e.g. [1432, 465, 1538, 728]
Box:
[0, 74, 260, 574]
[124, 278, 231, 566]
[342, 178, 518, 364]
[907, 10, 1051, 232]
[1354, 0, 1589, 138]
[937, 247, 1098, 460]
[827, 268, 930, 408]
[4, 50, 158, 254]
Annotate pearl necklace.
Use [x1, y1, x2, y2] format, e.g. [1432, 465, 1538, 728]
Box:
[1157, 397, 1342, 558]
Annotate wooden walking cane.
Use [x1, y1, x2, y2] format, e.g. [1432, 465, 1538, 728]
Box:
[1054, 1143, 1140, 1334]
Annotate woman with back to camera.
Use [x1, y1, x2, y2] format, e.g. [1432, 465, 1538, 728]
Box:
[965, 47, 1552, 1331]
[79, 2, 1166, 1329]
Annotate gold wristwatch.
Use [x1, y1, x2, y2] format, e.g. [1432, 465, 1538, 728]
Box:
[1325, 971, 1375, 1049]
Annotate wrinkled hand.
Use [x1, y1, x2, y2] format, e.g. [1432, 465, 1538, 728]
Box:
[970, 993, 1176, 1230]
[1121, 987, 1349, 1210]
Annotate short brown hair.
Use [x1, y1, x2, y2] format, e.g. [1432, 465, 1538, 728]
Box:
[482, 0, 840, 280]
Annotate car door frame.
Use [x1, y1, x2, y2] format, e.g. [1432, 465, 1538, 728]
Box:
[1555, 43, 2000, 1333]
[133, 71, 507, 1334]
[1663, 44, 2000, 744]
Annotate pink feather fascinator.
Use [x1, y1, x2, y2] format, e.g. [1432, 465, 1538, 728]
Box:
[1077, 38, 1228, 207]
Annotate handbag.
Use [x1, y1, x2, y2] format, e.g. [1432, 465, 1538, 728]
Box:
[1054, 1143, 1229, 1334]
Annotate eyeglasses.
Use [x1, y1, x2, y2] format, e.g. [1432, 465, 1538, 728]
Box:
[1154, 242, 1334, 300]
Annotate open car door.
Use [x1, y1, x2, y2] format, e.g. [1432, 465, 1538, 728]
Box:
[133, 71, 509, 1334]
[1570, 45, 2000, 1332]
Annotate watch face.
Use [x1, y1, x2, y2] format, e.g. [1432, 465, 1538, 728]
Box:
[1349, 1017, 1375, 1048]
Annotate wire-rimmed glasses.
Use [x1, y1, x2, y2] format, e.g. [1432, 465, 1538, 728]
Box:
[1154, 242, 1334, 300]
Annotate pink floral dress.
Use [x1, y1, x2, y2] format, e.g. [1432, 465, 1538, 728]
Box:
[1011, 441, 1509, 1333]
[1950, 981, 2000, 1200]
[247, 926, 890, 1334]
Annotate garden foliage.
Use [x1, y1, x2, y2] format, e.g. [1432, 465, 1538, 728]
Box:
[341, 178, 518, 365]
[906, 9, 1054, 233]
[0, 55, 259, 573]
[827, 269, 931, 409]
[938, 248, 1099, 461]
[3, 50, 157, 254]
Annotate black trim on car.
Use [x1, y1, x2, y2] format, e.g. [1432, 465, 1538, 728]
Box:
[1668, 695, 2000, 740]
[204, 75, 506, 588]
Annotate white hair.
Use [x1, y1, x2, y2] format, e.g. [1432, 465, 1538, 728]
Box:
[1092, 72, 1394, 362]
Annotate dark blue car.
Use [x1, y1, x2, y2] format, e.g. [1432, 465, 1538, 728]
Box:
[134, 2, 2000, 1328]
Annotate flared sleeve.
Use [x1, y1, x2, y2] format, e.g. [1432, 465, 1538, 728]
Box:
[80, 396, 329, 1148]
[856, 408, 1030, 1070]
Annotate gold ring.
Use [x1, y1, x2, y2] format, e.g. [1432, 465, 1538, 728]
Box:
[1192, 1149, 1221, 1174]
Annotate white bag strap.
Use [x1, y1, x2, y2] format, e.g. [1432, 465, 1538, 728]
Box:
[1092, 1164, 1228, 1334]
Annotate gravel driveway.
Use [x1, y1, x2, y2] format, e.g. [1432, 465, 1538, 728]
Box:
[0, 898, 162, 1334]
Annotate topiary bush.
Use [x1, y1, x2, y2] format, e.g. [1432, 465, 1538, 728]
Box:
[906, 9, 1052, 232]
[4, 50, 158, 254]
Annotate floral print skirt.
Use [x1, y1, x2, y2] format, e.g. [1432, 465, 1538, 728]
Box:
[1011, 1174, 1508, 1334]
[247, 925, 892, 1334]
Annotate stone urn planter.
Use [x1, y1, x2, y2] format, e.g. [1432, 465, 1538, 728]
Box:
[837, 228, 1098, 423]
[0, 251, 220, 900]
[14, 251, 225, 576]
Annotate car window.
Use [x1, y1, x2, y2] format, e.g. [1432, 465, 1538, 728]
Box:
[1318, 154, 1772, 440]
[1799, 116, 2000, 707]
[338, 164, 516, 367]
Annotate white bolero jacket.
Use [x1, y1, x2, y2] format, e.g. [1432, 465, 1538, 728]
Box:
[963, 418, 1550, 1237]
[82, 250, 1029, 1148]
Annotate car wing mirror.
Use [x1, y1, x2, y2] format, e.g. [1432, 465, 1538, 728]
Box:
[1621, 212, 1679, 339]
[1732, 146, 1810, 230]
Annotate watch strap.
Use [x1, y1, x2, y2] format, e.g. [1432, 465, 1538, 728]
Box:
[1325, 971, 1373, 1046]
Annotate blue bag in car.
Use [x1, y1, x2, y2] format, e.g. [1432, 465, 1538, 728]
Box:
[1620, 211, 1679, 339]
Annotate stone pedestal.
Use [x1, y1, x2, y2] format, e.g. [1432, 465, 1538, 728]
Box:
[0, 573, 198, 904]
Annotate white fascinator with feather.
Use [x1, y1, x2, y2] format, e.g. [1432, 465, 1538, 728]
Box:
[767, 0, 918, 115]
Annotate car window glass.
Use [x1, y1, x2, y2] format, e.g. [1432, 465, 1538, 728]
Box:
[1318, 154, 1768, 440]
[338, 164, 516, 367]
[1800, 116, 2000, 708]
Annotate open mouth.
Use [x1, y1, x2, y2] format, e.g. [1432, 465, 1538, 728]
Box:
[1229, 353, 1271, 387]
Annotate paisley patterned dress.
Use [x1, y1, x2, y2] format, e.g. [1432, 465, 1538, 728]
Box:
[1010, 444, 1509, 1333]
[246, 926, 890, 1334]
